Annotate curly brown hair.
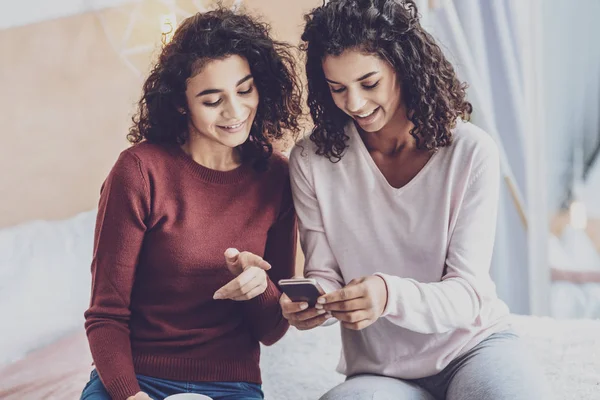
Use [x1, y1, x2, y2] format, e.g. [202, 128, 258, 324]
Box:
[128, 7, 302, 170]
[301, 0, 472, 161]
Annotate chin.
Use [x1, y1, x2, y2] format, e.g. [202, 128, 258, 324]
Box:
[355, 119, 387, 133]
[221, 132, 251, 148]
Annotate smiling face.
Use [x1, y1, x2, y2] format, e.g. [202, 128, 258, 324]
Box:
[184, 54, 259, 149]
[322, 49, 405, 133]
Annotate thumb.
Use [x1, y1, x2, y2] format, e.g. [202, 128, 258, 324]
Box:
[224, 248, 240, 267]
[346, 278, 362, 287]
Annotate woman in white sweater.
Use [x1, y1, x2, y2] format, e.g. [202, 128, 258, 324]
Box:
[281, 1, 552, 399]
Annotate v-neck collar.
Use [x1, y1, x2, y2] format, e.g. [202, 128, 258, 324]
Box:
[348, 122, 441, 194]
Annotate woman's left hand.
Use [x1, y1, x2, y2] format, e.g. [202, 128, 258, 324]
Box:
[317, 276, 388, 330]
[213, 248, 271, 301]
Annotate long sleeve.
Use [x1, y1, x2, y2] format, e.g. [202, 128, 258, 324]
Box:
[242, 173, 297, 346]
[289, 144, 345, 294]
[84, 151, 150, 400]
[375, 144, 501, 334]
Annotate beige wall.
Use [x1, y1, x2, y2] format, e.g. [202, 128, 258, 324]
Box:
[0, 0, 319, 229]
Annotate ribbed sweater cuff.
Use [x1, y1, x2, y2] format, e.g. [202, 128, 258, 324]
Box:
[105, 375, 141, 400]
[251, 278, 281, 307]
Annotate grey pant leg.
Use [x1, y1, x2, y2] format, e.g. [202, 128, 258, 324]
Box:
[319, 375, 435, 400]
[421, 330, 553, 400]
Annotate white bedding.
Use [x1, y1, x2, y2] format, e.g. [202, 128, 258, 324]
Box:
[1, 315, 599, 399]
[0, 211, 95, 366]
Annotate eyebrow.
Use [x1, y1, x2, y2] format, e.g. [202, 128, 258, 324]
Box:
[196, 74, 253, 97]
[325, 71, 379, 85]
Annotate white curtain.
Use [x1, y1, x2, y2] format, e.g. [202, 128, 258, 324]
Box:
[542, 0, 600, 212]
[418, 0, 538, 314]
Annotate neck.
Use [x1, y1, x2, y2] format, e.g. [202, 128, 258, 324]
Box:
[182, 132, 241, 171]
[359, 104, 416, 156]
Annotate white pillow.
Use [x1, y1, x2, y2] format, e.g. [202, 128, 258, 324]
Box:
[0, 210, 96, 366]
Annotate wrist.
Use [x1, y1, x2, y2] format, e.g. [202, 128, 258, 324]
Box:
[372, 274, 389, 317]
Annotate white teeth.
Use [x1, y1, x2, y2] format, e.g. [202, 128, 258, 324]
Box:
[223, 121, 244, 129]
[356, 109, 377, 118]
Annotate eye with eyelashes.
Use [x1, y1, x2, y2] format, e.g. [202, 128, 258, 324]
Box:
[203, 85, 255, 107]
[329, 80, 381, 94]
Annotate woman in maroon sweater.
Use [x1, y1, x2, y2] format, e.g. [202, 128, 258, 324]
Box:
[80, 8, 301, 400]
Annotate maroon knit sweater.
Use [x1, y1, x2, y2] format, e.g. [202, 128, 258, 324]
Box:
[84, 142, 297, 400]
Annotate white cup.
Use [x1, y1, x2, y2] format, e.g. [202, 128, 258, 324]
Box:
[164, 394, 213, 400]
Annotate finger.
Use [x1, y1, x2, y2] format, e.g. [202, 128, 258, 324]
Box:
[231, 282, 268, 301]
[285, 307, 328, 322]
[279, 292, 292, 304]
[281, 298, 309, 314]
[294, 313, 334, 330]
[342, 319, 373, 331]
[330, 310, 370, 324]
[224, 248, 241, 275]
[238, 251, 271, 271]
[229, 272, 267, 300]
[224, 248, 240, 265]
[214, 268, 261, 299]
[318, 284, 363, 305]
[322, 298, 367, 312]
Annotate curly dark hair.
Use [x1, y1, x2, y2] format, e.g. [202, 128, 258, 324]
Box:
[128, 7, 302, 170]
[301, 0, 472, 161]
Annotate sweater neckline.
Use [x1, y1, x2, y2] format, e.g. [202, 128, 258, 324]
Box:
[348, 122, 442, 194]
[172, 145, 253, 184]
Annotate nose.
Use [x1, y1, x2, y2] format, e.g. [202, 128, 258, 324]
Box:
[222, 97, 244, 121]
[345, 88, 367, 114]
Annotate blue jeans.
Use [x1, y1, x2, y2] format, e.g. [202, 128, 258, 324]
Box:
[80, 369, 264, 400]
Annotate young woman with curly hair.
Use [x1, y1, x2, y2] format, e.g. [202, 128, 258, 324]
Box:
[80, 8, 302, 400]
[282, 1, 551, 399]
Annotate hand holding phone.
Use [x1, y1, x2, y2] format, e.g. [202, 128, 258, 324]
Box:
[278, 278, 333, 330]
[278, 278, 325, 307]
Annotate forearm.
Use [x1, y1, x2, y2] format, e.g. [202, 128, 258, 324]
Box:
[85, 314, 140, 399]
[375, 273, 481, 334]
[242, 278, 289, 345]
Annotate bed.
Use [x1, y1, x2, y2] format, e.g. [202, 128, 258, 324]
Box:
[1, 211, 600, 399]
[1, 315, 600, 400]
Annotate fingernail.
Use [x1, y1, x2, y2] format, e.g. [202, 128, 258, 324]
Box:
[317, 309, 326, 315]
[300, 303, 308, 310]
[213, 293, 223, 300]
[325, 313, 333, 319]
[224, 248, 239, 259]
[315, 303, 323, 309]
[317, 298, 326, 304]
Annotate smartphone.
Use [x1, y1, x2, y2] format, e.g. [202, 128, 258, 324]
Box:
[278, 278, 325, 307]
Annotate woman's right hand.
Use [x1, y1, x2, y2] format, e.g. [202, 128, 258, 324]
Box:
[280, 293, 333, 330]
[127, 391, 152, 400]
